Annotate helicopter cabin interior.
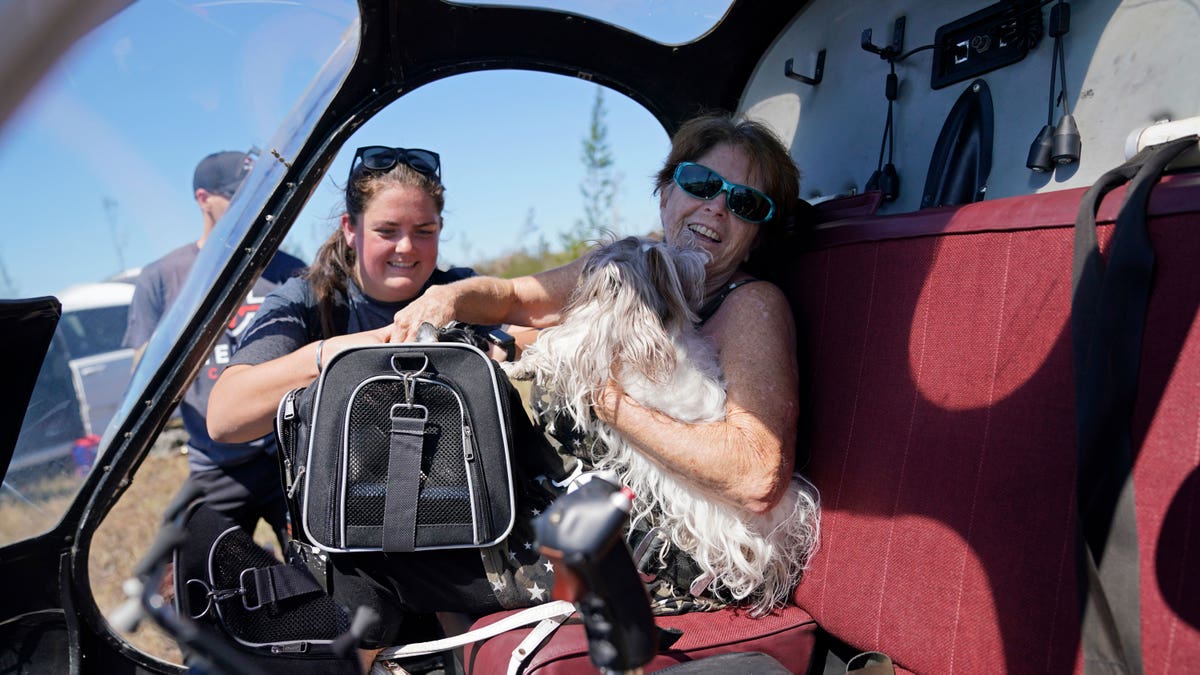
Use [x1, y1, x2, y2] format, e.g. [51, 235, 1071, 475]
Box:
[1, 0, 1198, 673]
[459, 0, 1200, 672]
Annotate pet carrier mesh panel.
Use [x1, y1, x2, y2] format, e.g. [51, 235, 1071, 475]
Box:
[276, 343, 517, 553]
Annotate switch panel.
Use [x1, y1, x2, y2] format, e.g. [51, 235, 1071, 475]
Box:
[931, 0, 1043, 90]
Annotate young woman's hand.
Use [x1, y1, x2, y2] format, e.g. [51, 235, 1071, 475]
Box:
[320, 325, 392, 367]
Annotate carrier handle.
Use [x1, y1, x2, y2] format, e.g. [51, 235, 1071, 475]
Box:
[390, 353, 430, 378]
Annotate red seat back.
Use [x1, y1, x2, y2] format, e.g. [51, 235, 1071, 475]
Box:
[784, 175, 1200, 673]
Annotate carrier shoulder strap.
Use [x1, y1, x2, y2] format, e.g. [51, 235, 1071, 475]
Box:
[1070, 134, 1196, 674]
[372, 599, 577, 671]
[246, 562, 326, 608]
[382, 411, 425, 552]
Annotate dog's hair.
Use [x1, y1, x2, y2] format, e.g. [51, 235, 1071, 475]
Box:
[503, 236, 819, 613]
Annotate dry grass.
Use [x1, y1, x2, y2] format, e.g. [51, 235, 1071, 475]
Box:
[90, 437, 190, 664]
[0, 473, 81, 541]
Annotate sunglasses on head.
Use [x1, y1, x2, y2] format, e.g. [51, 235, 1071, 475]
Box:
[672, 161, 775, 224]
[350, 146, 441, 181]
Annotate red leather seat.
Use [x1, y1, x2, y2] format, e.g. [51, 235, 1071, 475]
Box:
[787, 176, 1200, 673]
[463, 604, 817, 674]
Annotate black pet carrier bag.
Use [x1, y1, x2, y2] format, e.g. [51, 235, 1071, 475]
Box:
[276, 342, 518, 553]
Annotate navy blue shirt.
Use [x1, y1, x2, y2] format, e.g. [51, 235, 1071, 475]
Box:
[123, 243, 305, 469]
[230, 267, 478, 368]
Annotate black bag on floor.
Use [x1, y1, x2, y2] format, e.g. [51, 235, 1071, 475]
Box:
[172, 502, 359, 673]
[276, 342, 518, 553]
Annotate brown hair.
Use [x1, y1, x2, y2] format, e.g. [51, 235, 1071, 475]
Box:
[306, 162, 446, 337]
[655, 112, 800, 229]
[653, 111, 806, 281]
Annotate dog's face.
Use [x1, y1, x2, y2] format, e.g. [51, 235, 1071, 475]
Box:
[554, 237, 711, 384]
[576, 236, 709, 331]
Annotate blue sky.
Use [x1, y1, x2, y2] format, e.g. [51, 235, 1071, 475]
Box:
[0, 0, 732, 298]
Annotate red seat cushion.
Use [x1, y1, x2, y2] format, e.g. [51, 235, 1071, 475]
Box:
[463, 604, 817, 674]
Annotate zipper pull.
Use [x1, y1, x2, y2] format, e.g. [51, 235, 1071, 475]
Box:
[288, 466, 306, 499]
[271, 642, 309, 654]
[463, 425, 475, 461]
[283, 392, 296, 420]
[282, 455, 294, 487]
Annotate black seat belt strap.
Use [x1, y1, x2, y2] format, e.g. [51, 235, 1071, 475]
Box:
[1070, 134, 1196, 674]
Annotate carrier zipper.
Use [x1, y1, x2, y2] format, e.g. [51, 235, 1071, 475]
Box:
[398, 373, 492, 542]
[287, 466, 306, 499]
[433, 368, 496, 543]
[462, 424, 475, 461]
[461, 421, 493, 541]
[276, 388, 301, 492]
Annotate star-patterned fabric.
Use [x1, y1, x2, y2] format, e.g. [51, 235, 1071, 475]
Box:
[484, 387, 726, 616]
[478, 501, 559, 610]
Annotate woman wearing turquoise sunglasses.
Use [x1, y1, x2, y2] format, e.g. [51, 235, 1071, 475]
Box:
[393, 110, 805, 515]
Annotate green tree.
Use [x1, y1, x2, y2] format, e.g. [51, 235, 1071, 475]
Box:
[565, 85, 617, 257]
[471, 87, 622, 277]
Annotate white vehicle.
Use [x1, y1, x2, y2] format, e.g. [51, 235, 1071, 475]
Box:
[10, 280, 135, 473]
[57, 282, 137, 435]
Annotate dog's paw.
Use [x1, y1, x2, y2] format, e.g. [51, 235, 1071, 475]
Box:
[499, 359, 532, 380]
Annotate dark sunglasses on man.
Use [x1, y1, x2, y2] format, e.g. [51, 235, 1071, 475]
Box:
[672, 161, 775, 224]
[350, 146, 441, 181]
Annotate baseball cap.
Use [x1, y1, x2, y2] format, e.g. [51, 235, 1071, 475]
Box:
[193, 149, 256, 198]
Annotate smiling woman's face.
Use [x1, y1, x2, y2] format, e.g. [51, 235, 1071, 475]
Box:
[342, 184, 442, 303]
[660, 143, 762, 292]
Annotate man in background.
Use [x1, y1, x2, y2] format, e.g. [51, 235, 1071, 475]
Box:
[123, 149, 304, 549]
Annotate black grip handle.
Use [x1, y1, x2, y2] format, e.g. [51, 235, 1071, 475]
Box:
[535, 476, 657, 672]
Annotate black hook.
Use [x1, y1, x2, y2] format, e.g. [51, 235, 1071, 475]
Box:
[784, 50, 827, 86]
[861, 16, 906, 61]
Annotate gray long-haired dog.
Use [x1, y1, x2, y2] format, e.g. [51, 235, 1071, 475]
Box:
[503, 236, 819, 613]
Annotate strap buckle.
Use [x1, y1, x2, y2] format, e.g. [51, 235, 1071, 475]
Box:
[239, 568, 263, 611]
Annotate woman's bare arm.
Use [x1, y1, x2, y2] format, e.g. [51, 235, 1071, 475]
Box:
[595, 282, 799, 514]
[210, 257, 588, 442]
[207, 325, 391, 443]
[387, 257, 586, 342]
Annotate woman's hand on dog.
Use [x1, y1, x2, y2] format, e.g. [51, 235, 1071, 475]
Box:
[388, 284, 459, 343]
[593, 378, 626, 425]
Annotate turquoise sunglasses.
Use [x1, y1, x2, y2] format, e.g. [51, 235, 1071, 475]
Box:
[672, 161, 776, 224]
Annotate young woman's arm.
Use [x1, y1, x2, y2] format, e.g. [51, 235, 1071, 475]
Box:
[209, 257, 588, 443]
[207, 325, 392, 443]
